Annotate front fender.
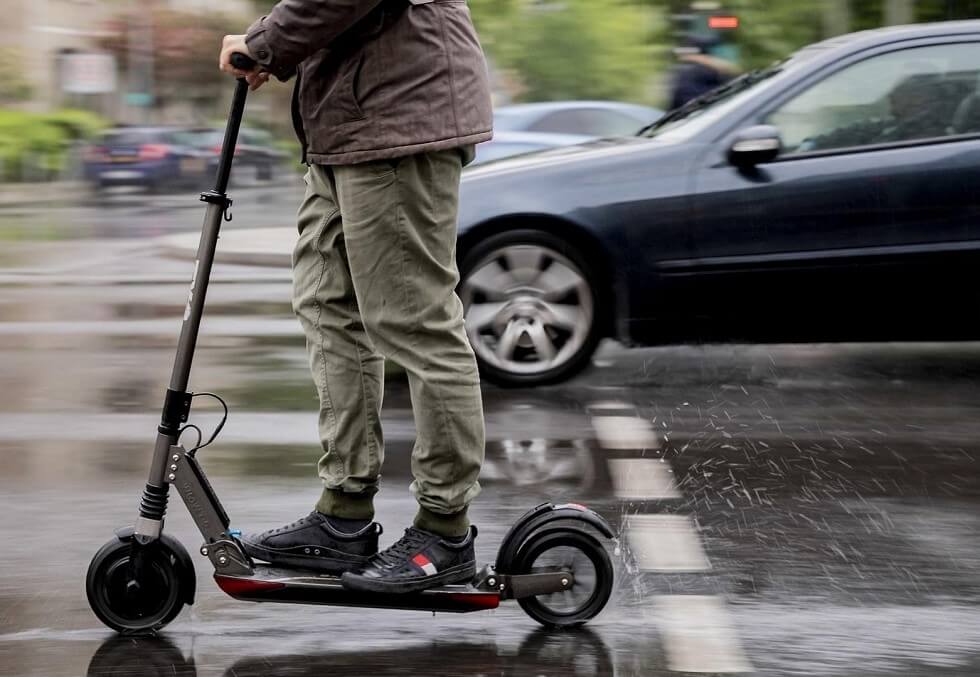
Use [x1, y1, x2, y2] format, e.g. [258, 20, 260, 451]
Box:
[495, 502, 614, 574]
[114, 525, 196, 606]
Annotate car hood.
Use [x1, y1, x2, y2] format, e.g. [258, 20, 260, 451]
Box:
[462, 135, 670, 183]
[456, 129, 701, 235]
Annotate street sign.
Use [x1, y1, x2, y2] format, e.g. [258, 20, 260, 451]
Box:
[61, 53, 117, 94]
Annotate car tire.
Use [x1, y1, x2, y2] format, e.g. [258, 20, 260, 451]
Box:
[459, 229, 603, 388]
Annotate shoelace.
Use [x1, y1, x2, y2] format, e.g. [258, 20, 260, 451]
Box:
[272, 512, 319, 534]
[371, 527, 431, 568]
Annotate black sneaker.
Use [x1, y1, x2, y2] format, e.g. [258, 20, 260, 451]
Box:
[341, 525, 477, 594]
[242, 512, 381, 574]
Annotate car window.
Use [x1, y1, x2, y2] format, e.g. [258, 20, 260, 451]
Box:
[240, 129, 271, 146]
[172, 130, 223, 148]
[767, 42, 980, 155]
[529, 109, 643, 136]
[101, 130, 162, 146]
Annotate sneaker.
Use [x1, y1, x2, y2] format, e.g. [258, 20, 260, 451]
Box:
[340, 525, 477, 594]
[242, 511, 380, 574]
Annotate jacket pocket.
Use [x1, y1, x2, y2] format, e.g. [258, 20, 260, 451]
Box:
[323, 53, 366, 125]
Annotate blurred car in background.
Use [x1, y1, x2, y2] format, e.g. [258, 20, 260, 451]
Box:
[83, 127, 211, 193]
[456, 21, 980, 387]
[475, 101, 662, 164]
[175, 127, 288, 182]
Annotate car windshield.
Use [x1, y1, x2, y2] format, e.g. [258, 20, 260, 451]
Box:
[639, 63, 786, 139]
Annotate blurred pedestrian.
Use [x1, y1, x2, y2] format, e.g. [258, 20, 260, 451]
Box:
[218, 0, 492, 595]
[669, 37, 740, 110]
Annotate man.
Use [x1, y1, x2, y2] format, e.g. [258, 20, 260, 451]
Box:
[669, 37, 739, 110]
[218, 0, 492, 594]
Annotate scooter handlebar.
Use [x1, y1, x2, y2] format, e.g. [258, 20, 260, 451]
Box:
[230, 52, 257, 72]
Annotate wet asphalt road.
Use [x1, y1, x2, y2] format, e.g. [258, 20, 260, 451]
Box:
[1, 192, 980, 676]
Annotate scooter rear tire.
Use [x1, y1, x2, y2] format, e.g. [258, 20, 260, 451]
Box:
[514, 527, 613, 628]
[86, 534, 191, 634]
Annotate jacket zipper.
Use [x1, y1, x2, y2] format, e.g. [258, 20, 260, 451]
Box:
[291, 68, 309, 165]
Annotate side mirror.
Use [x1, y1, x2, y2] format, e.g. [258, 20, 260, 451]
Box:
[728, 125, 782, 167]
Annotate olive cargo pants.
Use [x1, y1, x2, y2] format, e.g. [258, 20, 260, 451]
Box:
[292, 147, 484, 537]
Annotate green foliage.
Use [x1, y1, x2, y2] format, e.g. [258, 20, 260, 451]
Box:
[473, 0, 664, 103]
[720, 0, 824, 70]
[39, 109, 108, 141]
[0, 108, 108, 182]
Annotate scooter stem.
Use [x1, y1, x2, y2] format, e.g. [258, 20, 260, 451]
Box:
[135, 78, 250, 542]
[171, 77, 249, 395]
[212, 78, 250, 196]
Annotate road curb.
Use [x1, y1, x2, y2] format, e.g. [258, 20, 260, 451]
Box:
[156, 227, 293, 267]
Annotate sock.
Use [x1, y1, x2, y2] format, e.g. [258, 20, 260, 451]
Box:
[441, 532, 468, 543]
[320, 513, 371, 534]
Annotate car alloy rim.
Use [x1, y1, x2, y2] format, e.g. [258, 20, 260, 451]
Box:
[461, 244, 593, 376]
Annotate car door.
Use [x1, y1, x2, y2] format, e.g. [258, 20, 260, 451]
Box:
[688, 39, 980, 342]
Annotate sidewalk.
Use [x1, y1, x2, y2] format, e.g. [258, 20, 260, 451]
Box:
[0, 181, 88, 208]
[156, 226, 293, 267]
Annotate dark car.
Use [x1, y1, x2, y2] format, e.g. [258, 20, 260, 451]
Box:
[455, 21, 980, 387]
[175, 127, 287, 181]
[83, 127, 210, 192]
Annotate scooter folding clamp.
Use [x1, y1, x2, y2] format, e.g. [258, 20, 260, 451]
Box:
[201, 537, 253, 576]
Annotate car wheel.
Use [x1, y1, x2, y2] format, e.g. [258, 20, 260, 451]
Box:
[459, 230, 601, 387]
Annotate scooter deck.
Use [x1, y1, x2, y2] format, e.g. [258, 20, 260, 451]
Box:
[215, 564, 501, 613]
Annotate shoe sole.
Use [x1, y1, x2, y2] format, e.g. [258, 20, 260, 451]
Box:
[243, 541, 369, 575]
[340, 561, 477, 594]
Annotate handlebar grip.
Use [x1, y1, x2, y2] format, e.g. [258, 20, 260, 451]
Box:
[230, 53, 258, 72]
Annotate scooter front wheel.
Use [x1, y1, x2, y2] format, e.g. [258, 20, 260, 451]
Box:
[514, 527, 613, 628]
[86, 534, 192, 634]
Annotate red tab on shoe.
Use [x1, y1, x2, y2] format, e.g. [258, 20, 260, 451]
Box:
[412, 553, 438, 576]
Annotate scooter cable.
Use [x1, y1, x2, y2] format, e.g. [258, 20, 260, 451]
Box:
[183, 392, 229, 456]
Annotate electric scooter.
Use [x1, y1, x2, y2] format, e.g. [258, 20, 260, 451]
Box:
[85, 55, 615, 634]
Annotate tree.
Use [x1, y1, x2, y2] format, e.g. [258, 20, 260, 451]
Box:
[100, 7, 251, 121]
[472, 0, 664, 103]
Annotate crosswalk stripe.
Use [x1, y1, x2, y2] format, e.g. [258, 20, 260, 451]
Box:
[626, 514, 711, 572]
[654, 595, 752, 673]
[609, 458, 680, 500]
[591, 415, 658, 450]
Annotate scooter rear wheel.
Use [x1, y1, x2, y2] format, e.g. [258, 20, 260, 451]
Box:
[514, 527, 613, 628]
[86, 535, 190, 634]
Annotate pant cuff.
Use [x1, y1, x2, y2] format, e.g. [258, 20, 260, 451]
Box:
[414, 506, 470, 538]
[316, 488, 375, 520]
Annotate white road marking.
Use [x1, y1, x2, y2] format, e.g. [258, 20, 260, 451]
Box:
[591, 415, 658, 450]
[609, 458, 680, 500]
[626, 514, 710, 572]
[654, 595, 752, 673]
[587, 400, 634, 412]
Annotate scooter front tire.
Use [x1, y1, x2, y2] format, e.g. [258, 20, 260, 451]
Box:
[86, 533, 193, 634]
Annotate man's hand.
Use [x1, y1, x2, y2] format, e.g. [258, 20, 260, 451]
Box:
[219, 34, 271, 91]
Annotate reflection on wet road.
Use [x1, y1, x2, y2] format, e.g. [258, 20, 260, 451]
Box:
[2, 237, 980, 676]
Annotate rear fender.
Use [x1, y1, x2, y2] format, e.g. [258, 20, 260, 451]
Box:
[495, 502, 614, 574]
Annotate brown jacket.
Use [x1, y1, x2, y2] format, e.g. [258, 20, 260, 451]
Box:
[246, 0, 493, 165]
